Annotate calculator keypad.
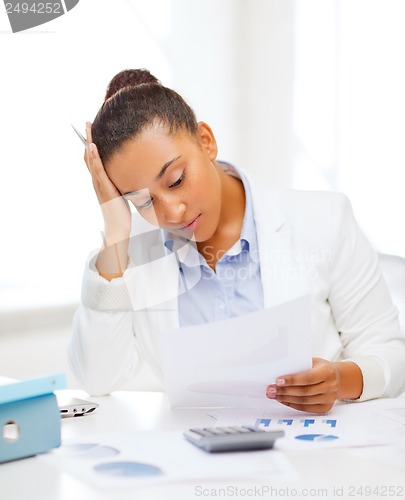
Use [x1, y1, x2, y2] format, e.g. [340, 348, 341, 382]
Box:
[184, 425, 284, 452]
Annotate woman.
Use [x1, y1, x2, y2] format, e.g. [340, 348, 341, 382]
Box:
[69, 69, 405, 413]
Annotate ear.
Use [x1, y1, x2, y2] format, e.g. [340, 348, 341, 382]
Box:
[196, 122, 218, 161]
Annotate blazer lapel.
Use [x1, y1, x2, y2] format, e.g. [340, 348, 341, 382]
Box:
[249, 177, 310, 308]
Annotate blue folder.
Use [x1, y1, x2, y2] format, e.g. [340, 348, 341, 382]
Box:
[0, 373, 66, 463]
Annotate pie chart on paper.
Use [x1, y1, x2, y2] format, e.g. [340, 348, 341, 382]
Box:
[94, 461, 163, 477]
[295, 434, 339, 442]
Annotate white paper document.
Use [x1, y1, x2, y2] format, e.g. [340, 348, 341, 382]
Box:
[213, 396, 405, 451]
[157, 295, 312, 408]
[40, 431, 296, 489]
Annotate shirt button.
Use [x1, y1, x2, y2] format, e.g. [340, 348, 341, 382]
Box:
[218, 301, 226, 311]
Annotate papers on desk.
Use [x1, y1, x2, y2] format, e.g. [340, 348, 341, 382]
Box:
[211, 396, 405, 451]
[346, 395, 405, 470]
[39, 395, 405, 489]
[40, 431, 296, 489]
[157, 294, 312, 408]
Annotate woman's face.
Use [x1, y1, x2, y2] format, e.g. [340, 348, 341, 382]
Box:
[105, 122, 222, 242]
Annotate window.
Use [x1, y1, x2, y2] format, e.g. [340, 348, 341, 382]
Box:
[0, 0, 173, 309]
[0, 0, 239, 310]
[4, 1, 402, 312]
[293, 0, 405, 256]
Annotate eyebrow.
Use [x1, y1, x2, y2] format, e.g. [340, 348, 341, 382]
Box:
[155, 155, 182, 181]
[123, 155, 182, 196]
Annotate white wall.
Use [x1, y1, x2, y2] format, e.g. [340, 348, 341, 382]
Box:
[235, 0, 295, 186]
[337, 0, 405, 256]
[167, 0, 295, 187]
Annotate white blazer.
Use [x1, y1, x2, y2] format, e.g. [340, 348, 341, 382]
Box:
[69, 172, 405, 400]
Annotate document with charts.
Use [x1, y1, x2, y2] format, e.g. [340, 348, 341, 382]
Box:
[157, 294, 312, 408]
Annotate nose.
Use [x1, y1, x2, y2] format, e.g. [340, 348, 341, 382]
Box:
[161, 199, 187, 225]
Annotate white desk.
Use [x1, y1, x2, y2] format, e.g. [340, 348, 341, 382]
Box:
[1, 390, 404, 500]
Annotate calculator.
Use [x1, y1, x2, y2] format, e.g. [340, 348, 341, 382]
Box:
[183, 425, 285, 453]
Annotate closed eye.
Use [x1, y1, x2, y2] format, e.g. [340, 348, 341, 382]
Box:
[169, 172, 185, 188]
[135, 198, 153, 210]
[124, 193, 153, 211]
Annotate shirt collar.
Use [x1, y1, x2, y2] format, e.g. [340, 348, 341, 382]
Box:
[223, 162, 256, 256]
[164, 162, 257, 266]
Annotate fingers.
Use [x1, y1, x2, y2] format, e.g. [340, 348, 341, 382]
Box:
[84, 123, 110, 186]
[82, 123, 116, 199]
[84, 122, 103, 181]
[80, 123, 131, 246]
[268, 387, 337, 414]
[271, 358, 337, 391]
[277, 401, 334, 414]
[274, 358, 327, 388]
[85, 121, 93, 145]
[84, 122, 94, 171]
[267, 380, 333, 398]
[87, 142, 103, 180]
[266, 358, 340, 414]
[271, 391, 336, 405]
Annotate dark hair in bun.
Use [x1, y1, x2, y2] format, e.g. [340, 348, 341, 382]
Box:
[92, 68, 198, 164]
[104, 68, 160, 101]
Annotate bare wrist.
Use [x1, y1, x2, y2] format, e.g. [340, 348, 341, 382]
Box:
[96, 238, 129, 281]
[333, 361, 363, 400]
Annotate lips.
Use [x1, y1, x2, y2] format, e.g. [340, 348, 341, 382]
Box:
[172, 214, 201, 231]
[181, 215, 200, 229]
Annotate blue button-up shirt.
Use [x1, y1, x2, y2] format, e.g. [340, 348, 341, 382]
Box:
[164, 164, 264, 327]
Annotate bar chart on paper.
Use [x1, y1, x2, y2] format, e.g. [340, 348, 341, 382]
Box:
[254, 417, 340, 442]
[212, 398, 405, 450]
[255, 418, 272, 427]
[213, 409, 344, 449]
[255, 417, 338, 429]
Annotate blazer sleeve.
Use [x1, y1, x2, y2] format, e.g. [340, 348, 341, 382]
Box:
[328, 194, 405, 401]
[68, 252, 142, 396]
